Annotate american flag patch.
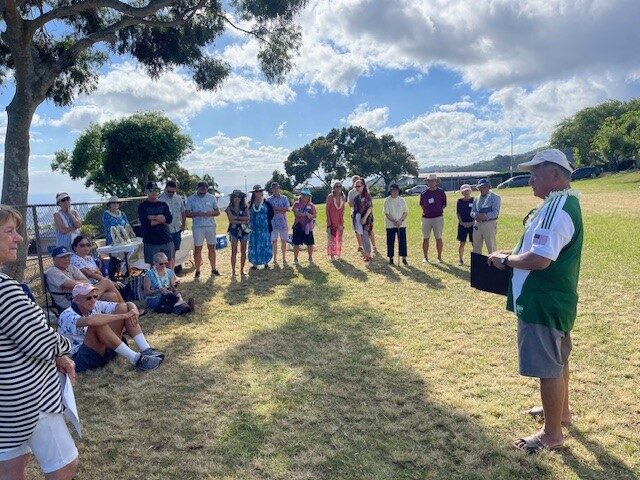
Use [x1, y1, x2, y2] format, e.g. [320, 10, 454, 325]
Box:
[533, 233, 548, 245]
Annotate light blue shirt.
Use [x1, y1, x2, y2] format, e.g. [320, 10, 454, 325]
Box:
[471, 191, 501, 221]
[186, 193, 219, 228]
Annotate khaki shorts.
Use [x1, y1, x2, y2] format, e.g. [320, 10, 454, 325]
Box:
[421, 216, 444, 239]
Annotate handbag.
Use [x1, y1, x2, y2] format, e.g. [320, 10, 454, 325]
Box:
[154, 293, 179, 313]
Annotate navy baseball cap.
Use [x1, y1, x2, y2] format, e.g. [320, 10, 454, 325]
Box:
[476, 178, 491, 187]
[51, 246, 72, 258]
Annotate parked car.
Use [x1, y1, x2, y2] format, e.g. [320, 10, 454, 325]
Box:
[571, 166, 603, 180]
[406, 185, 428, 195]
[497, 175, 531, 189]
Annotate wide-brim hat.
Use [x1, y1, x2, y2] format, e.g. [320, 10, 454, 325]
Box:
[251, 184, 264, 193]
[230, 189, 246, 198]
[518, 148, 574, 173]
[426, 173, 438, 181]
[388, 183, 401, 194]
[107, 195, 121, 205]
[300, 188, 312, 197]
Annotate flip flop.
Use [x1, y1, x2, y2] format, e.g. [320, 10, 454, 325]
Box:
[525, 406, 573, 426]
[514, 435, 563, 454]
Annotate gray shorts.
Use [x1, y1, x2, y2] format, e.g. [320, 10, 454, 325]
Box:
[517, 318, 572, 379]
[144, 241, 175, 264]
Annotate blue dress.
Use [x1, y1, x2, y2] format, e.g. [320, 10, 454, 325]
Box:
[248, 202, 273, 265]
[102, 210, 130, 245]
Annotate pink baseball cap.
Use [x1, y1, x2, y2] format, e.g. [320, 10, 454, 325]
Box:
[72, 283, 97, 298]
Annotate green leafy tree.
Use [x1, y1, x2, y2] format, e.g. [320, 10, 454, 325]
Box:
[264, 169, 294, 192]
[592, 110, 640, 169]
[0, 0, 306, 278]
[550, 99, 640, 165]
[284, 136, 343, 187]
[52, 112, 193, 197]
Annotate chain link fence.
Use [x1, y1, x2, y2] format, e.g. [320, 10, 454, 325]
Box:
[6, 196, 146, 305]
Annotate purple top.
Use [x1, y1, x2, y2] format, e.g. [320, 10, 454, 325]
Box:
[266, 195, 290, 230]
[420, 188, 447, 218]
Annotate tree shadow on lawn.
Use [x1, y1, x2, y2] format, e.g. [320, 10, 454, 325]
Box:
[560, 427, 638, 479]
[88, 283, 555, 480]
[222, 264, 297, 306]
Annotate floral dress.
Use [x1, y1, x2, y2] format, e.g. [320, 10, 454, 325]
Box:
[227, 205, 250, 241]
[248, 201, 273, 265]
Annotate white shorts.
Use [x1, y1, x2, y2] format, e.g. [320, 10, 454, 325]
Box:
[271, 228, 289, 242]
[193, 226, 216, 247]
[0, 412, 78, 474]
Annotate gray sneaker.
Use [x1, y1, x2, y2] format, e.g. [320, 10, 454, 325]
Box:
[135, 353, 163, 372]
[140, 347, 165, 360]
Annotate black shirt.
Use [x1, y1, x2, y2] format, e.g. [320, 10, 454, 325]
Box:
[138, 201, 173, 245]
[457, 198, 475, 223]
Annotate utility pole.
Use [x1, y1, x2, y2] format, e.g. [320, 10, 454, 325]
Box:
[509, 130, 514, 177]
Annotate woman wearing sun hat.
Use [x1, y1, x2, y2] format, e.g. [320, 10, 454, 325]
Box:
[248, 185, 274, 269]
[53, 192, 82, 250]
[456, 184, 475, 265]
[292, 187, 317, 263]
[102, 196, 130, 245]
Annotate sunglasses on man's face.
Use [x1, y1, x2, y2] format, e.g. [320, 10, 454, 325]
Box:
[60, 197, 71, 202]
[85, 294, 99, 301]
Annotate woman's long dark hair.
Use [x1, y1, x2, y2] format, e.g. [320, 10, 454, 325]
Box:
[249, 191, 263, 208]
[229, 193, 247, 212]
[357, 181, 371, 199]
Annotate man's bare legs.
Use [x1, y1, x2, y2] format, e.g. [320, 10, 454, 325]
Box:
[422, 238, 429, 260]
[435, 238, 443, 261]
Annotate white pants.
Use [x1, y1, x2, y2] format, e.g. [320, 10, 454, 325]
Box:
[472, 220, 497, 254]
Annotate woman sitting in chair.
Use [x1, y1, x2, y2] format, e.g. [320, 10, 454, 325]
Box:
[70, 235, 126, 288]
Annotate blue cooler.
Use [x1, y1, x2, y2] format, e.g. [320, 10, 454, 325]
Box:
[215, 234, 228, 249]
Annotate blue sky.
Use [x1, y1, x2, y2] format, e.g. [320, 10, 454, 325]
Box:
[2, 0, 640, 199]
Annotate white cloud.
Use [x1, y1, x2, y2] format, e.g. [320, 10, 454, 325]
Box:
[45, 63, 296, 130]
[342, 103, 389, 130]
[275, 121, 287, 139]
[186, 133, 290, 185]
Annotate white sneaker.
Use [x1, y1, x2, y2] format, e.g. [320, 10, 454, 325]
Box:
[422, 258, 429, 263]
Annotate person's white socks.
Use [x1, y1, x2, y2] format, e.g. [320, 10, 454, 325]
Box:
[115, 342, 141, 364]
[133, 333, 151, 352]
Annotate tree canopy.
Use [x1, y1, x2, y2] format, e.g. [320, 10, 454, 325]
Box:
[284, 126, 418, 188]
[550, 99, 640, 165]
[52, 112, 193, 197]
[591, 110, 640, 168]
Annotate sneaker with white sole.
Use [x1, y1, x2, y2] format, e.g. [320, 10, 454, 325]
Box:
[140, 348, 165, 360]
[135, 353, 163, 372]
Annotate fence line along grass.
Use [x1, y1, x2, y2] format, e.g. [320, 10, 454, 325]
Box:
[29, 172, 639, 479]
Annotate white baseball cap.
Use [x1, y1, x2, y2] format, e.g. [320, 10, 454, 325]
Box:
[518, 149, 574, 173]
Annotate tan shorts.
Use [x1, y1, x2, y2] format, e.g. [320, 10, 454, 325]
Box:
[421, 216, 444, 239]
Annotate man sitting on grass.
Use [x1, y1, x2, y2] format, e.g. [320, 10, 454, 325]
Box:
[58, 283, 164, 372]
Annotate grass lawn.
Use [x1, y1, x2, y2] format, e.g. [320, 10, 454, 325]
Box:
[31, 172, 639, 479]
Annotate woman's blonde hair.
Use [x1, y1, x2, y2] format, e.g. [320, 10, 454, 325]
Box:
[0, 205, 23, 228]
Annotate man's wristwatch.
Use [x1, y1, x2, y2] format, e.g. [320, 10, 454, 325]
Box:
[501, 255, 510, 266]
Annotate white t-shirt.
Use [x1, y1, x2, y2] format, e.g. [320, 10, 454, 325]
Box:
[58, 301, 118, 355]
[383, 196, 408, 228]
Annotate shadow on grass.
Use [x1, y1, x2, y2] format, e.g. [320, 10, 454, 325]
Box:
[365, 257, 402, 282]
[561, 427, 638, 479]
[223, 264, 297, 306]
[332, 258, 368, 282]
[397, 264, 445, 289]
[432, 262, 471, 282]
[81, 282, 555, 480]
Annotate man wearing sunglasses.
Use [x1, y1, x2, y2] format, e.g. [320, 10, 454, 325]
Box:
[138, 181, 175, 266]
[57, 284, 164, 372]
[158, 180, 186, 269]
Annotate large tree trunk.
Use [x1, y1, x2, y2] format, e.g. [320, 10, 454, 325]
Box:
[1, 94, 37, 280]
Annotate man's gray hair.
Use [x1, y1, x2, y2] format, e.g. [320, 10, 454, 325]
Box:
[542, 161, 572, 181]
[153, 252, 168, 264]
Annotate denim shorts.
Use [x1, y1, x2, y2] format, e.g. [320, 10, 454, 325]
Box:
[73, 343, 118, 373]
